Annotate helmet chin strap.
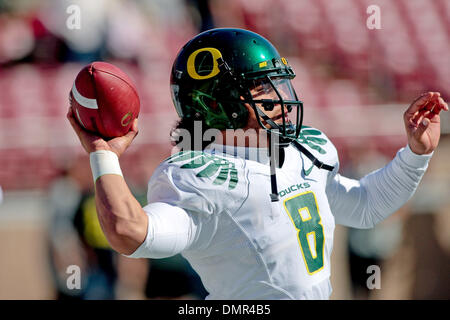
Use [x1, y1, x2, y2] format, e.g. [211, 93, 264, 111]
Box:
[291, 140, 335, 172]
[254, 106, 282, 131]
[257, 107, 335, 203]
[254, 106, 291, 202]
[268, 133, 281, 202]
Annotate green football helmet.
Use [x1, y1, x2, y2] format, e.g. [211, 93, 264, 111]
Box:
[170, 28, 304, 144]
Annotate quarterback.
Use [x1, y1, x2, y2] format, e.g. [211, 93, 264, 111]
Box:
[67, 28, 448, 299]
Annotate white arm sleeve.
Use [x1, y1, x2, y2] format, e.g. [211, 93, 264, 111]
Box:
[124, 202, 199, 259]
[326, 144, 432, 229]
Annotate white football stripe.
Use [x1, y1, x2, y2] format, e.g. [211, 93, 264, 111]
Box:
[71, 82, 98, 109]
[75, 107, 87, 129]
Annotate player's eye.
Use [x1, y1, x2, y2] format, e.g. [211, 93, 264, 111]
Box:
[251, 84, 276, 99]
[252, 89, 270, 99]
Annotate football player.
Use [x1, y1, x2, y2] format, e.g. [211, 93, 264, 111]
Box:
[67, 28, 448, 299]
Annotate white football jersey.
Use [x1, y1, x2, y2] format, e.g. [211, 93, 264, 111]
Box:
[127, 127, 432, 300]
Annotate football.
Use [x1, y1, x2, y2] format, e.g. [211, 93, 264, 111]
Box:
[69, 61, 140, 138]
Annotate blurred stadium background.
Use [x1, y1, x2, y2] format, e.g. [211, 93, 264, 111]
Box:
[0, 0, 449, 299]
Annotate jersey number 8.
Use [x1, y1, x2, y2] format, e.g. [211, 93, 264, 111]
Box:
[283, 191, 325, 274]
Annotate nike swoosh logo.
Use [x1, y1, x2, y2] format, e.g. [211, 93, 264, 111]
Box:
[303, 163, 314, 176]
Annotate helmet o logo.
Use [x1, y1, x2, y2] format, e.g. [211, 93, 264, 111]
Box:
[187, 47, 222, 80]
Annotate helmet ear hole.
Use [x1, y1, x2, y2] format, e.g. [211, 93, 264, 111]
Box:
[226, 101, 249, 129]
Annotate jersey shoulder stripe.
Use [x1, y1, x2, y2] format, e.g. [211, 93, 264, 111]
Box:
[295, 126, 339, 171]
[148, 151, 248, 217]
[163, 150, 240, 190]
[297, 126, 332, 155]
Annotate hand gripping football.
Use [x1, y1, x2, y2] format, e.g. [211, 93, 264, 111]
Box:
[70, 61, 140, 138]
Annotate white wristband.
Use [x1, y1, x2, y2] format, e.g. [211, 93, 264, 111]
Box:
[89, 150, 123, 182]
